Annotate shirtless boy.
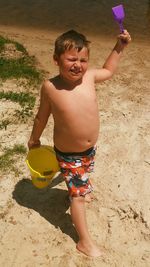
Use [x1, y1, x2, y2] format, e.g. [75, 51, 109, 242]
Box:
[28, 29, 131, 257]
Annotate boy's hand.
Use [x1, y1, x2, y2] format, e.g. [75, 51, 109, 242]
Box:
[28, 139, 41, 150]
[118, 30, 131, 46]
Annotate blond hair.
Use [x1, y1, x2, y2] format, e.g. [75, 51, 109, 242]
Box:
[54, 30, 90, 57]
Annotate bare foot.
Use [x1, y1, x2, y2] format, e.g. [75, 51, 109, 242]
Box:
[76, 240, 104, 257]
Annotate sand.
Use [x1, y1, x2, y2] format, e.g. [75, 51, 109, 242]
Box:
[0, 22, 150, 267]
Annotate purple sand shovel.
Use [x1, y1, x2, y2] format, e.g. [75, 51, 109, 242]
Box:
[112, 4, 125, 33]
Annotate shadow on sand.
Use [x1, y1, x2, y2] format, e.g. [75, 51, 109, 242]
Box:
[12, 174, 78, 243]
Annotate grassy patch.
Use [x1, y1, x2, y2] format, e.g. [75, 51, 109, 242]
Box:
[0, 144, 27, 174]
[0, 91, 35, 108]
[0, 35, 42, 83]
[0, 119, 10, 130]
[0, 36, 27, 54]
[0, 57, 41, 81]
[0, 91, 36, 122]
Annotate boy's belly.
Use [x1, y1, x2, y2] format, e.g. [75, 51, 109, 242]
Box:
[53, 118, 100, 152]
[51, 90, 100, 152]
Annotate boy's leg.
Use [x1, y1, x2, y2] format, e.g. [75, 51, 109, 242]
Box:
[70, 196, 102, 257]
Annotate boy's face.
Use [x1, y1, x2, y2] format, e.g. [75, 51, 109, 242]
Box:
[55, 47, 89, 83]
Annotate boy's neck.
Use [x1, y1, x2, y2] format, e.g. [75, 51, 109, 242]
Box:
[59, 75, 82, 90]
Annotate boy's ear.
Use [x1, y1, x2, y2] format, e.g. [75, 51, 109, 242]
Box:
[53, 54, 59, 65]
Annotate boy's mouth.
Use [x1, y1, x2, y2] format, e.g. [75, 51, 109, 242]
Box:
[70, 69, 81, 75]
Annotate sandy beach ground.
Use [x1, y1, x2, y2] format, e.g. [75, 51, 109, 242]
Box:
[0, 1, 150, 266]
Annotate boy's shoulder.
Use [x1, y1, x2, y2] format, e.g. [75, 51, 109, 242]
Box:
[41, 76, 63, 96]
[40, 79, 55, 98]
[42, 77, 57, 90]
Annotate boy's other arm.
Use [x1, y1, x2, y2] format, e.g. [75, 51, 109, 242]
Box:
[28, 82, 51, 149]
[92, 30, 131, 83]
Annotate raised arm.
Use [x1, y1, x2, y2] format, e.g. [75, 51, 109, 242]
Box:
[28, 81, 52, 149]
[93, 30, 131, 83]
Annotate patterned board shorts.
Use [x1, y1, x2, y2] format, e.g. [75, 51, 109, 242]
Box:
[54, 146, 96, 198]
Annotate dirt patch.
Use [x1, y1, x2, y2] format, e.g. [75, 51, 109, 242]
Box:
[0, 43, 24, 60]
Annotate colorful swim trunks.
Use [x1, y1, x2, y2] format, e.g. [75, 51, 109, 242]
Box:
[54, 146, 96, 198]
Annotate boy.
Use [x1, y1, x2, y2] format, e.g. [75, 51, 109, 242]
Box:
[28, 29, 131, 257]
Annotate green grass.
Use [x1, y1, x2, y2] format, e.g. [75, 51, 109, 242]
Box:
[0, 119, 10, 130]
[0, 91, 36, 122]
[0, 36, 27, 54]
[0, 144, 27, 173]
[0, 91, 35, 108]
[0, 57, 41, 81]
[5, 144, 27, 154]
[0, 35, 42, 83]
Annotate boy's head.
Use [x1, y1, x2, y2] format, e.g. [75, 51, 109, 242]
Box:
[54, 30, 90, 58]
[53, 30, 90, 84]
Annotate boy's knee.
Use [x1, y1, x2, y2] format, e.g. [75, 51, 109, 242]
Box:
[71, 195, 85, 203]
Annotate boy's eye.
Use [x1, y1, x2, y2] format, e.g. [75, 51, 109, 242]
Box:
[81, 59, 88, 63]
[68, 58, 76, 62]
[67, 58, 88, 63]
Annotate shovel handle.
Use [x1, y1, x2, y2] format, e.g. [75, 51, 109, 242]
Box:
[119, 22, 124, 33]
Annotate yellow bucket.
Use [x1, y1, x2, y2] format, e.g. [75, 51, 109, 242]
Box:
[26, 145, 60, 189]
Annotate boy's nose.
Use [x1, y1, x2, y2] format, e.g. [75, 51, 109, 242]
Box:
[74, 61, 81, 68]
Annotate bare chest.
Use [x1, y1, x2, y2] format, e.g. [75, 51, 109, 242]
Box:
[50, 85, 97, 117]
